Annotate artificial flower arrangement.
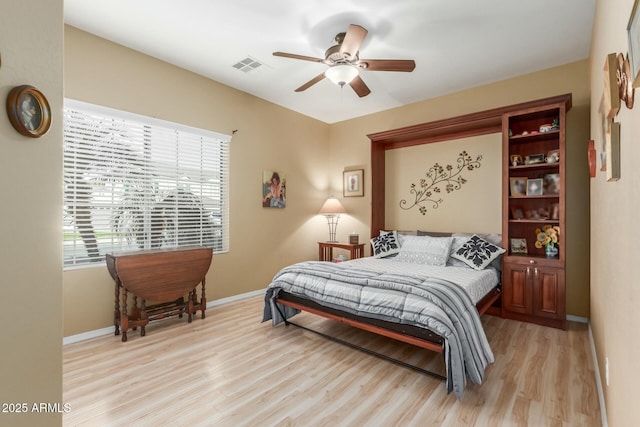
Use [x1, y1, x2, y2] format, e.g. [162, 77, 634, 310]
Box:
[534, 225, 560, 250]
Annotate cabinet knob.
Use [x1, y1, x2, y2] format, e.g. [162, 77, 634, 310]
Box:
[529, 259, 536, 264]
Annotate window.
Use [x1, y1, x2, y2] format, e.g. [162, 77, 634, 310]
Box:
[63, 99, 230, 267]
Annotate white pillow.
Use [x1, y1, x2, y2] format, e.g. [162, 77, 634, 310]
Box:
[450, 234, 506, 270]
[395, 235, 453, 266]
[370, 231, 401, 258]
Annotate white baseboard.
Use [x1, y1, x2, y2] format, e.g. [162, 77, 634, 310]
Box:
[566, 314, 588, 323]
[588, 322, 608, 427]
[63, 289, 265, 346]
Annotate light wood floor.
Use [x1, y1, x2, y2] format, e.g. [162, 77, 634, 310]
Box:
[63, 295, 601, 426]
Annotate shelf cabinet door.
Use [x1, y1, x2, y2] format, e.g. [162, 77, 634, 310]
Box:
[502, 263, 532, 315]
[532, 266, 564, 320]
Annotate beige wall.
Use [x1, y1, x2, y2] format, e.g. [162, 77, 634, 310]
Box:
[385, 133, 502, 233]
[329, 60, 591, 318]
[590, 0, 640, 424]
[63, 26, 331, 335]
[0, 1, 64, 425]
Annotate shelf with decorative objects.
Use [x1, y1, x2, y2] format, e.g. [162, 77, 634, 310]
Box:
[501, 94, 571, 330]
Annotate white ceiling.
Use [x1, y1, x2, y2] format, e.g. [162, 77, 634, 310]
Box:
[64, 0, 595, 124]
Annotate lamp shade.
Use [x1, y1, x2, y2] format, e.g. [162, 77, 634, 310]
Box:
[324, 64, 359, 87]
[319, 197, 347, 214]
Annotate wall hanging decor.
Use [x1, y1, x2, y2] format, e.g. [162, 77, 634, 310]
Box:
[262, 170, 286, 208]
[617, 53, 634, 109]
[588, 140, 597, 178]
[343, 169, 364, 197]
[606, 122, 621, 182]
[399, 151, 482, 214]
[6, 85, 51, 138]
[603, 53, 621, 119]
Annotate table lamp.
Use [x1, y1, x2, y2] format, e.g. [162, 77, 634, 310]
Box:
[319, 196, 346, 242]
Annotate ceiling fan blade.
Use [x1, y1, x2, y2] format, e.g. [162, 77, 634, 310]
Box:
[295, 73, 326, 92]
[359, 59, 416, 72]
[340, 24, 368, 59]
[273, 51, 326, 64]
[349, 75, 371, 98]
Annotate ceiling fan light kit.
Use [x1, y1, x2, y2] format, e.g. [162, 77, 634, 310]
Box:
[273, 24, 415, 98]
[325, 64, 359, 86]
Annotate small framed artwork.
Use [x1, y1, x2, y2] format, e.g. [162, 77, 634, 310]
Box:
[628, 0, 640, 88]
[509, 177, 527, 197]
[6, 85, 52, 138]
[603, 53, 621, 119]
[263, 170, 286, 208]
[606, 121, 621, 181]
[510, 238, 528, 255]
[510, 154, 523, 166]
[598, 94, 608, 172]
[343, 169, 364, 197]
[525, 154, 545, 165]
[510, 205, 525, 220]
[526, 178, 543, 196]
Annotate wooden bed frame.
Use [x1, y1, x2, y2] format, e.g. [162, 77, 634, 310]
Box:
[274, 284, 501, 380]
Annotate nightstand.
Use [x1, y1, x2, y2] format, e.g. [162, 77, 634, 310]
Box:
[318, 242, 365, 262]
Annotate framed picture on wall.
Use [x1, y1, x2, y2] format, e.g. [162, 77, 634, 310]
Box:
[343, 169, 364, 197]
[263, 170, 286, 208]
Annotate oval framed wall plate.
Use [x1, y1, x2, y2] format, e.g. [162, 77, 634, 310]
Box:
[6, 85, 52, 138]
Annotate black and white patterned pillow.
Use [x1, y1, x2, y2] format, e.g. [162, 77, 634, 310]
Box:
[370, 231, 401, 258]
[450, 234, 505, 270]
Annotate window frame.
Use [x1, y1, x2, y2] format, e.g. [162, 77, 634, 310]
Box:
[63, 99, 230, 269]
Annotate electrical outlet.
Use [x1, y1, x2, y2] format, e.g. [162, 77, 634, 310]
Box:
[605, 357, 610, 386]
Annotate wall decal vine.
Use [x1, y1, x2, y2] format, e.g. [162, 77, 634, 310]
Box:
[399, 151, 483, 215]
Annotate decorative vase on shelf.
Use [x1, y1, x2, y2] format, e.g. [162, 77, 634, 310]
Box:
[545, 244, 559, 258]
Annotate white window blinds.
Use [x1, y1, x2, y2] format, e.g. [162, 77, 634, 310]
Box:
[63, 99, 230, 267]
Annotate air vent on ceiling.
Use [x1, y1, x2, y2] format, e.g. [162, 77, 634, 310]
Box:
[232, 57, 263, 73]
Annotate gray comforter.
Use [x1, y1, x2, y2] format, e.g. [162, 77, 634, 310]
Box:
[262, 261, 494, 399]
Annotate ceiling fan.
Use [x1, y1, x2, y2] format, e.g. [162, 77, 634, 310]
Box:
[273, 24, 416, 98]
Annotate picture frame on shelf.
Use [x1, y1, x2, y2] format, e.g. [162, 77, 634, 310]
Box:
[509, 177, 527, 197]
[510, 154, 523, 166]
[628, 0, 640, 88]
[510, 238, 528, 255]
[526, 178, 543, 196]
[6, 85, 52, 138]
[525, 153, 545, 165]
[343, 169, 364, 197]
[510, 205, 525, 220]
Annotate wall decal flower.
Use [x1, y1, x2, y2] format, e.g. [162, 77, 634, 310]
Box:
[399, 151, 482, 214]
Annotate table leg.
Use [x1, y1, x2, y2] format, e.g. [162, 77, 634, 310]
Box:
[114, 280, 121, 336]
[120, 287, 128, 342]
[200, 279, 207, 319]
